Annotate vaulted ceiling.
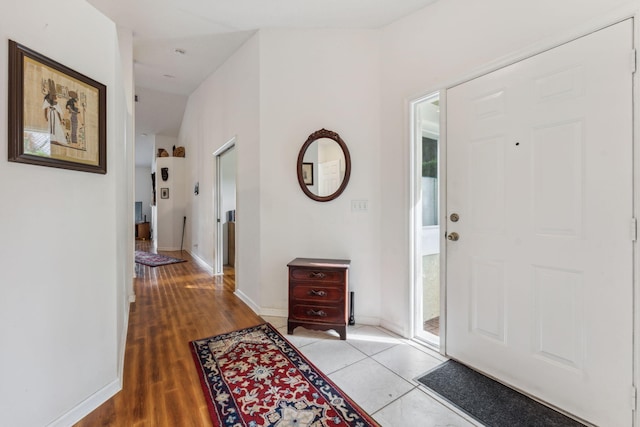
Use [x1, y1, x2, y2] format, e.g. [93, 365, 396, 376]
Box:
[85, 0, 439, 164]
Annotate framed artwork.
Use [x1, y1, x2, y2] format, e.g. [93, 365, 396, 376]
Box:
[160, 188, 170, 199]
[8, 40, 107, 174]
[302, 162, 314, 186]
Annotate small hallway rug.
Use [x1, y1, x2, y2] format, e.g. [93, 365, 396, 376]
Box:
[190, 323, 380, 427]
[417, 360, 586, 427]
[134, 250, 186, 267]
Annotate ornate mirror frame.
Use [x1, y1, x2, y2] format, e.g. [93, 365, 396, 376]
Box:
[296, 128, 351, 202]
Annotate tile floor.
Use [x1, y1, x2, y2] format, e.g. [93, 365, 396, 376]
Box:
[262, 316, 481, 427]
[423, 316, 440, 337]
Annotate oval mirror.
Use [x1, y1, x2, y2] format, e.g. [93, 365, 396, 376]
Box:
[297, 129, 351, 202]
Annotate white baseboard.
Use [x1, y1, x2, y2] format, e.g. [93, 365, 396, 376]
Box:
[46, 379, 121, 427]
[49, 289, 131, 426]
[119, 300, 130, 376]
[380, 318, 408, 338]
[187, 250, 214, 275]
[352, 315, 381, 327]
[234, 289, 260, 314]
[260, 307, 288, 318]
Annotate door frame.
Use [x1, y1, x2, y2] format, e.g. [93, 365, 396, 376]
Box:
[409, 91, 448, 351]
[213, 136, 236, 276]
[408, 5, 640, 423]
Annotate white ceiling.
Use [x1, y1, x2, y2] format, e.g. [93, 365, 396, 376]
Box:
[85, 0, 439, 165]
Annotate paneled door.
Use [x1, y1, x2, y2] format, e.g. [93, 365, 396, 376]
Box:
[446, 20, 634, 426]
[319, 159, 341, 196]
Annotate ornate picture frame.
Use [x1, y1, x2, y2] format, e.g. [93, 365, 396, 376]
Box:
[8, 40, 107, 174]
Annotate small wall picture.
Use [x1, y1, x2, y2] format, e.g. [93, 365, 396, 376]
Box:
[160, 188, 169, 199]
[302, 162, 314, 186]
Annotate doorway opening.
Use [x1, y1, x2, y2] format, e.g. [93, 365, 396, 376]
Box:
[411, 92, 441, 347]
[213, 138, 236, 275]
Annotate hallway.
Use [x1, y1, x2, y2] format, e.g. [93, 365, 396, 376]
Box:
[75, 242, 475, 426]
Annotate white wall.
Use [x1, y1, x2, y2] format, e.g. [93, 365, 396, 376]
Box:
[177, 0, 637, 336]
[114, 26, 136, 387]
[379, 0, 636, 335]
[154, 157, 186, 250]
[0, 1, 130, 426]
[148, 134, 181, 244]
[180, 34, 261, 297]
[134, 86, 188, 137]
[258, 29, 382, 321]
[179, 29, 382, 321]
[156, 134, 178, 157]
[135, 133, 155, 168]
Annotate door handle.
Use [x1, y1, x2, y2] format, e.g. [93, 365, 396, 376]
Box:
[447, 232, 460, 241]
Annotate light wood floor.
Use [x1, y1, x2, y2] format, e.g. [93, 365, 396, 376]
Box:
[74, 240, 264, 426]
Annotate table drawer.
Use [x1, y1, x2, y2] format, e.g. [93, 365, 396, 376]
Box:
[290, 283, 344, 303]
[289, 268, 344, 283]
[290, 303, 345, 323]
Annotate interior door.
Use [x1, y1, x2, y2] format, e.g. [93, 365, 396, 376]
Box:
[319, 159, 340, 196]
[446, 20, 634, 427]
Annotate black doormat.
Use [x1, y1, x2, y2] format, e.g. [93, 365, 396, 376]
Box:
[417, 360, 585, 427]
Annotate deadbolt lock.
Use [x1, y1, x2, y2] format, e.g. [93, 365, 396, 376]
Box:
[447, 232, 460, 241]
[450, 213, 460, 222]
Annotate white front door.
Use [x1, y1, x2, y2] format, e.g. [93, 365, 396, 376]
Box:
[446, 20, 634, 427]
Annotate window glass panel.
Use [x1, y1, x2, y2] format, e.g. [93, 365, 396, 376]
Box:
[422, 136, 438, 226]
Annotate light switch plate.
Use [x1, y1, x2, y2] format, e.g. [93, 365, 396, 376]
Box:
[351, 200, 368, 212]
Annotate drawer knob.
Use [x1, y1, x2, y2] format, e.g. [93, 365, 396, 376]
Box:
[309, 289, 327, 297]
[309, 271, 326, 279]
[306, 309, 327, 317]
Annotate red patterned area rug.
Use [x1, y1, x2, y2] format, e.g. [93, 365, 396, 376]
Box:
[190, 323, 380, 427]
[134, 250, 186, 267]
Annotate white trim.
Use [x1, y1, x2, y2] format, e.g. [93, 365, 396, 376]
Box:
[213, 136, 237, 276]
[213, 137, 237, 157]
[260, 307, 288, 318]
[632, 9, 640, 427]
[437, 91, 448, 357]
[45, 379, 122, 427]
[215, 154, 222, 275]
[380, 318, 407, 338]
[234, 288, 260, 314]
[156, 246, 183, 251]
[421, 125, 439, 140]
[409, 91, 445, 351]
[351, 315, 380, 327]
[187, 249, 215, 275]
[409, 94, 422, 341]
[117, 304, 130, 385]
[406, 95, 419, 341]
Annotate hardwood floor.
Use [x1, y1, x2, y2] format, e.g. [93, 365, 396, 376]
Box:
[74, 241, 264, 426]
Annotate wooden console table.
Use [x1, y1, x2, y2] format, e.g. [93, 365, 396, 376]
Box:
[287, 257, 350, 340]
